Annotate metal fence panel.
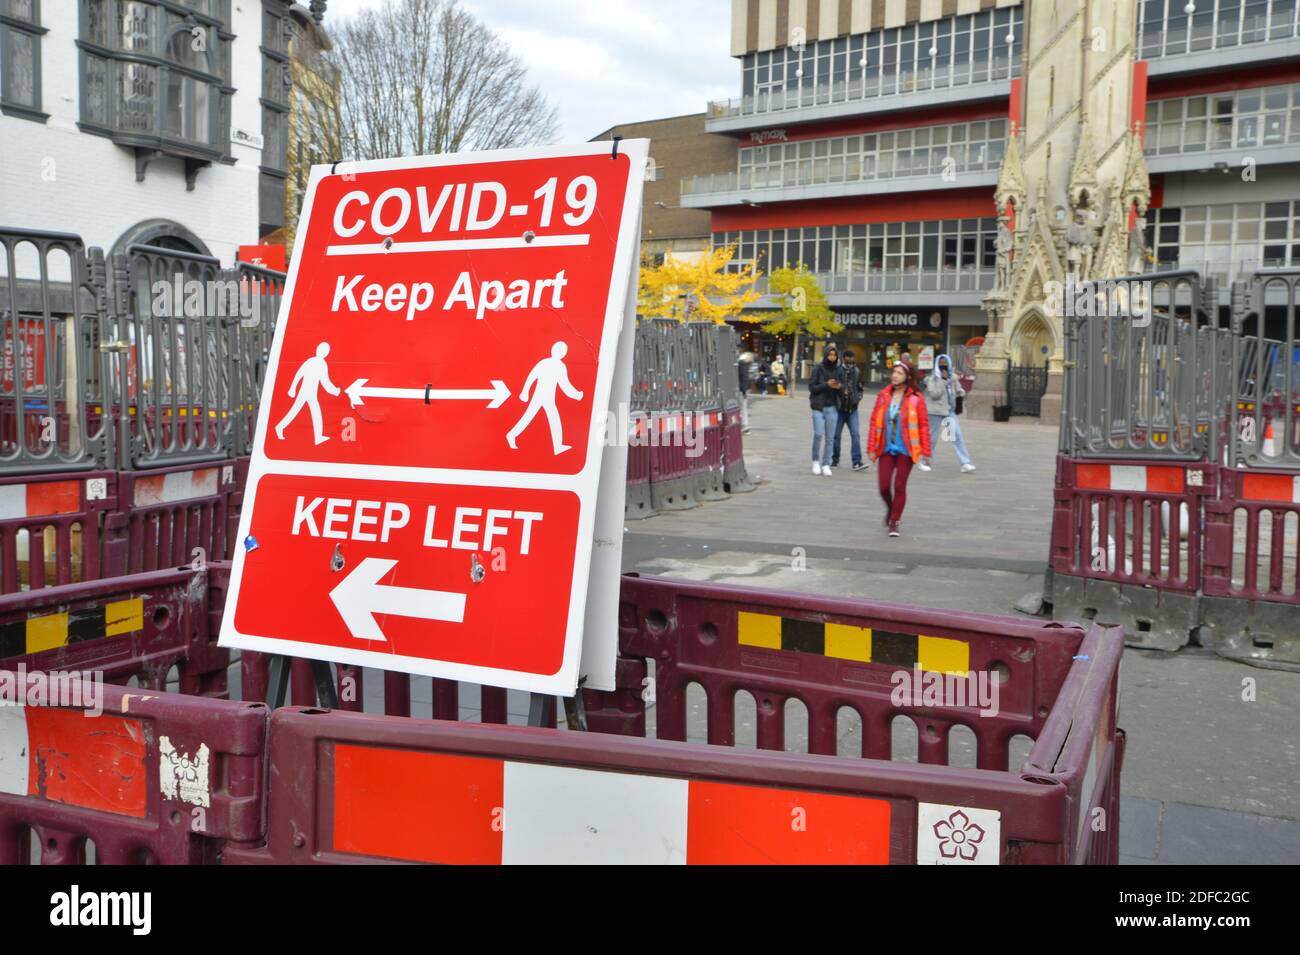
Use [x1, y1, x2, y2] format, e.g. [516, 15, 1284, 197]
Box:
[1063, 270, 1218, 461]
[231, 262, 286, 456]
[0, 229, 113, 474]
[111, 244, 235, 469]
[1229, 269, 1300, 470]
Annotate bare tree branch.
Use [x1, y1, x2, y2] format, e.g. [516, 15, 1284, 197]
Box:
[331, 0, 559, 161]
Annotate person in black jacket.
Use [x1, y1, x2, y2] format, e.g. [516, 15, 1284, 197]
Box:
[831, 349, 867, 471]
[808, 343, 843, 475]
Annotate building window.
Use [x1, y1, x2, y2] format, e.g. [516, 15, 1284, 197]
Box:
[720, 118, 1006, 194]
[731, 8, 1022, 116]
[713, 218, 999, 293]
[1138, 0, 1298, 57]
[260, 3, 292, 176]
[1145, 200, 1300, 284]
[1145, 82, 1300, 155]
[0, 0, 45, 121]
[76, 0, 234, 185]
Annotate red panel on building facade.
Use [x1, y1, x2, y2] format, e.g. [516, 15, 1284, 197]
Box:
[1147, 60, 1300, 100]
[1131, 61, 1149, 143]
[710, 187, 998, 232]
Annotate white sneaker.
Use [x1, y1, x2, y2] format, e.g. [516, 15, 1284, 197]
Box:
[812, 462, 822, 475]
[917, 461, 932, 472]
[822, 465, 833, 476]
[961, 463, 977, 473]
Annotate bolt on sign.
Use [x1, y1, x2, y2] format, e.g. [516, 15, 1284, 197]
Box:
[219, 141, 649, 695]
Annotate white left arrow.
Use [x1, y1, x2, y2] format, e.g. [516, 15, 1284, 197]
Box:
[329, 557, 466, 642]
[345, 378, 510, 409]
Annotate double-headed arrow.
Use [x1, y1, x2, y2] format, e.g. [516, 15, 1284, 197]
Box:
[344, 377, 510, 409]
[329, 557, 466, 642]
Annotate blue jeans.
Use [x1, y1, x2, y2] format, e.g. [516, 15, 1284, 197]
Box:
[929, 412, 972, 467]
[811, 406, 838, 466]
[833, 406, 862, 466]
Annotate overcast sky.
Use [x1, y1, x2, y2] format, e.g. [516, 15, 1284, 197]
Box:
[337, 0, 738, 142]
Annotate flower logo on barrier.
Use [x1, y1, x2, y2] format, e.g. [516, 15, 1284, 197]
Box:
[932, 809, 987, 862]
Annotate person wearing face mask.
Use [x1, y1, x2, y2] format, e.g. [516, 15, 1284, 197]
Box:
[866, 359, 931, 537]
[831, 348, 867, 471]
[808, 342, 843, 475]
[922, 353, 975, 473]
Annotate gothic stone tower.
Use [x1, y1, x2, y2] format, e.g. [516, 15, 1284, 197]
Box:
[974, 0, 1151, 421]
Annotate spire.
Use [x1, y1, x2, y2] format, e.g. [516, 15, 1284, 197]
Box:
[1121, 129, 1151, 218]
[1068, 118, 1100, 210]
[995, 125, 1027, 214]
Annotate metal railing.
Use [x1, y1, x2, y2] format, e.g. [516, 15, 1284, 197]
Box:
[1062, 271, 1225, 460]
[706, 65, 1019, 119]
[1061, 266, 1300, 467]
[0, 228, 115, 473]
[1, 225, 285, 475]
[1229, 269, 1300, 469]
[682, 142, 1006, 197]
[633, 319, 740, 415]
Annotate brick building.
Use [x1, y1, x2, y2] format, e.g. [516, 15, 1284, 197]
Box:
[592, 113, 738, 264]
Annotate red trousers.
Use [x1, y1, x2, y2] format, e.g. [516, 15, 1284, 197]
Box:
[877, 452, 914, 523]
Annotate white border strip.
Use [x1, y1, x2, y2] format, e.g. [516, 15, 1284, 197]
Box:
[326, 234, 590, 256]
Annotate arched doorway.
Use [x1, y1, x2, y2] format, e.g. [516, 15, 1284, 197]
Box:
[1010, 309, 1054, 367]
[109, 219, 211, 260]
[1007, 309, 1055, 415]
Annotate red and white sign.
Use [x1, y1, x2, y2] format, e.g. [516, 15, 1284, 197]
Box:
[219, 141, 647, 695]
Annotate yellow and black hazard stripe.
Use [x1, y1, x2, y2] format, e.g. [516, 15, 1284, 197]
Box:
[0, 598, 144, 659]
[737, 611, 971, 674]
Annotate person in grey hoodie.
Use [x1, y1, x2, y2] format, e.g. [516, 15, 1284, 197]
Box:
[922, 353, 975, 473]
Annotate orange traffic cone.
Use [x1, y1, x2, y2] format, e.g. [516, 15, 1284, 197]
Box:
[1263, 420, 1277, 457]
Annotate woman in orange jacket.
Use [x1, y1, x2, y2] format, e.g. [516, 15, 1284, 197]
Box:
[866, 359, 932, 537]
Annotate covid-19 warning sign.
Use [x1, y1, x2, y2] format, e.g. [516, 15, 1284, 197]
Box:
[219, 141, 648, 695]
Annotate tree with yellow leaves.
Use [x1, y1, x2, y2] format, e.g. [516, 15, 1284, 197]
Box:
[761, 265, 840, 394]
[638, 246, 761, 323]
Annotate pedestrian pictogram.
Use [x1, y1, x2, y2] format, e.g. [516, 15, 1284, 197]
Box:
[275, 342, 340, 444]
[507, 341, 584, 454]
[220, 141, 648, 694]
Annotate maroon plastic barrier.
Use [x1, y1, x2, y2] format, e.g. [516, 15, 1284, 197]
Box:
[689, 407, 727, 503]
[580, 575, 1126, 864]
[104, 461, 239, 576]
[648, 411, 696, 511]
[0, 470, 118, 594]
[224, 455, 252, 555]
[4, 573, 1123, 864]
[223, 582, 1122, 865]
[720, 406, 754, 492]
[0, 680, 266, 864]
[625, 414, 653, 518]
[1049, 455, 1216, 592]
[1203, 467, 1300, 604]
[223, 708, 1071, 865]
[593, 575, 1087, 767]
[0, 563, 233, 694]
